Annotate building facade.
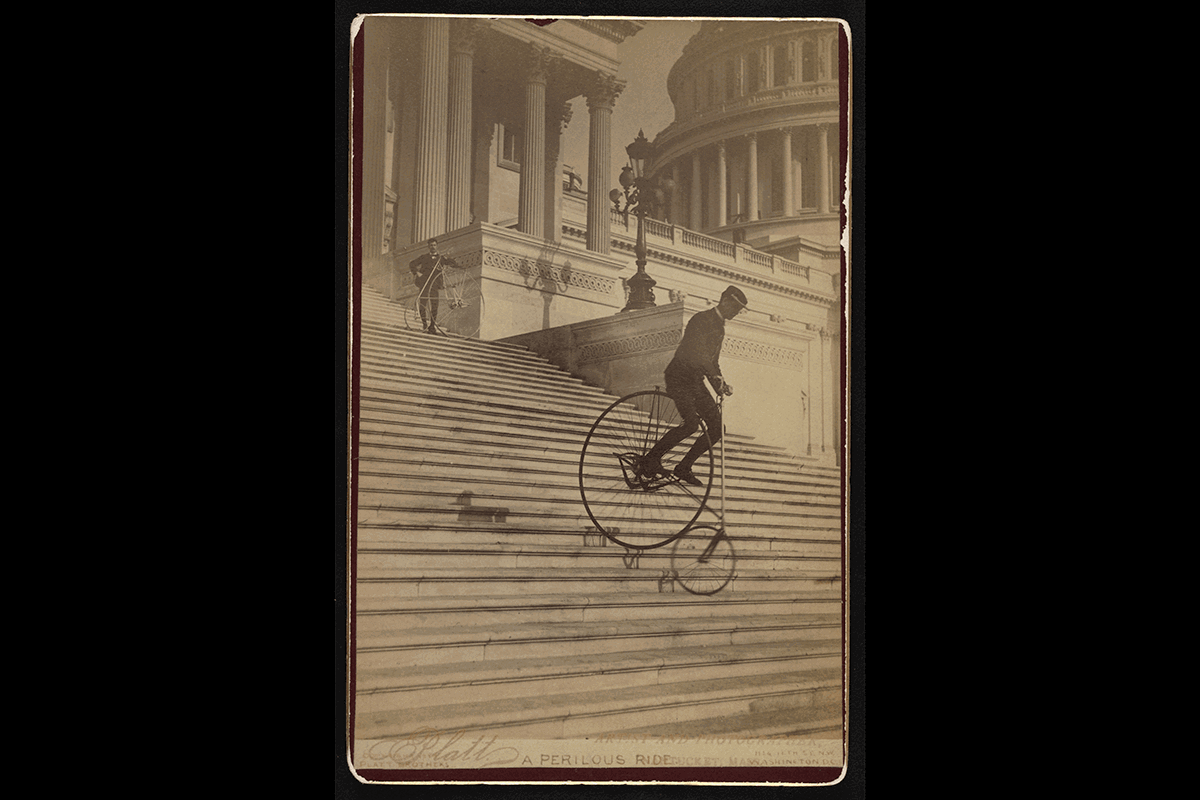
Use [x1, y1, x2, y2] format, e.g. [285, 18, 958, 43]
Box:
[359, 15, 641, 294]
[354, 16, 845, 462]
[646, 20, 842, 258]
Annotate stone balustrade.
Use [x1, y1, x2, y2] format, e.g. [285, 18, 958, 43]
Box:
[592, 197, 829, 294]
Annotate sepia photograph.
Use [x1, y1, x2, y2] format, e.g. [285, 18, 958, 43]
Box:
[344, 12, 856, 787]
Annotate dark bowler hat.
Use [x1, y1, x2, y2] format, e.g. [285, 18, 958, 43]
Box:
[721, 285, 748, 308]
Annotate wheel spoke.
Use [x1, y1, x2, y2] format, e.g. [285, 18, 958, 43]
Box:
[579, 390, 713, 549]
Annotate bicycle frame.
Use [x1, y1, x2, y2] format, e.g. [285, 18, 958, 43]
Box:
[669, 392, 730, 556]
[578, 385, 737, 593]
[405, 252, 483, 339]
[702, 390, 728, 529]
[670, 390, 736, 594]
[640, 390, 728, 526]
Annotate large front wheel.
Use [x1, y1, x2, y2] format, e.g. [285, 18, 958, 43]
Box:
[402, 267, 484, 339]
[578, 390, 713, 550]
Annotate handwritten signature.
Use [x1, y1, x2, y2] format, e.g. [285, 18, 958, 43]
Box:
[364, 728, 521, 768]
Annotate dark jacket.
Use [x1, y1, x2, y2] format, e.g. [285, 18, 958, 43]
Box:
[666, 307, 726, 389]
[409, 252, 457, 277]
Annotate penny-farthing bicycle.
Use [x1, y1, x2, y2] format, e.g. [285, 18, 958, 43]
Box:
[402, 256, 485, 339]
[578, 388, 737, 595]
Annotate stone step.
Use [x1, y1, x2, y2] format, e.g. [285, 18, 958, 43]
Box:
[356, 423, 830, 483]
[357, 502, 839, 544]
[354, 286, 844, 745]
[358, 375, 608, 423]
[357, 505, 839, 545]
[357, 610, 840, 668]
[355, 639, 841, 716]
[356, 409, 818, 469]
[354, 666, 843, 741]
[356, 465, 840, 512]
[355, 541, 841, 575]
[601, 698, 844, 741]
[356, 327, 555, 376]
[359, 450, 833, 504]
[356, 306, 536, 358]
[355, 521, 841, 552]
[356, 393, 822, 472]
[355, 486, 841, 531]
[360, 377, 604, 425]
[355, 590, 841, 627]
[355, 567, 842, 599]
[360, 353, 610, 407]
[355, 506, 840, 547]
[358, 432, 819, 494]
[360, 290, 833, 468]
[359, 333, 592, 383]
[357, 476, 838, 524]
[357, 511, 836, 545]
[355, 314, 820, 462]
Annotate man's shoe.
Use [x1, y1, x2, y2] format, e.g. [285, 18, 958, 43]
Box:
[636, 455, 663, 479]
[673, 465, 704, 486]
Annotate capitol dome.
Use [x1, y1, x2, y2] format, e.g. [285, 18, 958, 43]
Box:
[647, 20, 843, 258]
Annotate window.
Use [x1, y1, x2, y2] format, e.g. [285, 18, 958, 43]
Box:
[773, 44, 788, 86]
[499, 124, 521, 167]
[746, 51, 760, 94]
[725, 60, 736, 100]
[801, 40, 816, 82]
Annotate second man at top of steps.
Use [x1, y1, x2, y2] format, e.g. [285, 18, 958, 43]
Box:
[409, 238, 459, 335]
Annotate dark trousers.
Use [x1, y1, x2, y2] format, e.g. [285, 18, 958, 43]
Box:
[415, 269, 443, 327]
[646, 366, 722, 469]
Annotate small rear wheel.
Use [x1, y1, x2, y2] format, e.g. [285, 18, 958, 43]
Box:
[670, 525, 736, 595]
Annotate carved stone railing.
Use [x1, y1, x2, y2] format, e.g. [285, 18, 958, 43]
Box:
[563, 192, 834, 298]
[680, 229, 735, 258]
[742, 247, 772, 268]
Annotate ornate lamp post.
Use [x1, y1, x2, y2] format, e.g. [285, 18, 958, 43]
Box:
[610, 130, 671, 312]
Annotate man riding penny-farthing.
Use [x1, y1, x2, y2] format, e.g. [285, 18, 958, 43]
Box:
[579, 285, 748, 595]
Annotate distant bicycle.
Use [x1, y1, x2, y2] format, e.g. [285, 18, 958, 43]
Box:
[402, 255, 485, 339]
[578, 389, 737, 595]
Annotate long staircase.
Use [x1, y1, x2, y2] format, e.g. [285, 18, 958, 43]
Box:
[352, 285, 844, 748]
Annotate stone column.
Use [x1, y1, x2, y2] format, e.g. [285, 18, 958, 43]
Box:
[818, 123, 830, 214]
[470, 111, 495, 225]
[518, 46, 554, 239]
[585, 73, 625, 254]
[670, 162, 681, 226]
[446, 21, 483, 232]
[747, 132, 759, 222]
[412, 17, 450, 244]
[360, 18, 390, 279]
[820, 325, 835, 460]
[690, 151, 702, 229]
[716, 141, 727, 228]
[781, 127, 794, 216]
[544, 102, 572, 245]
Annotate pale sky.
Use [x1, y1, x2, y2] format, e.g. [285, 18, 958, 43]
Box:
[559, 19, 702, 193]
